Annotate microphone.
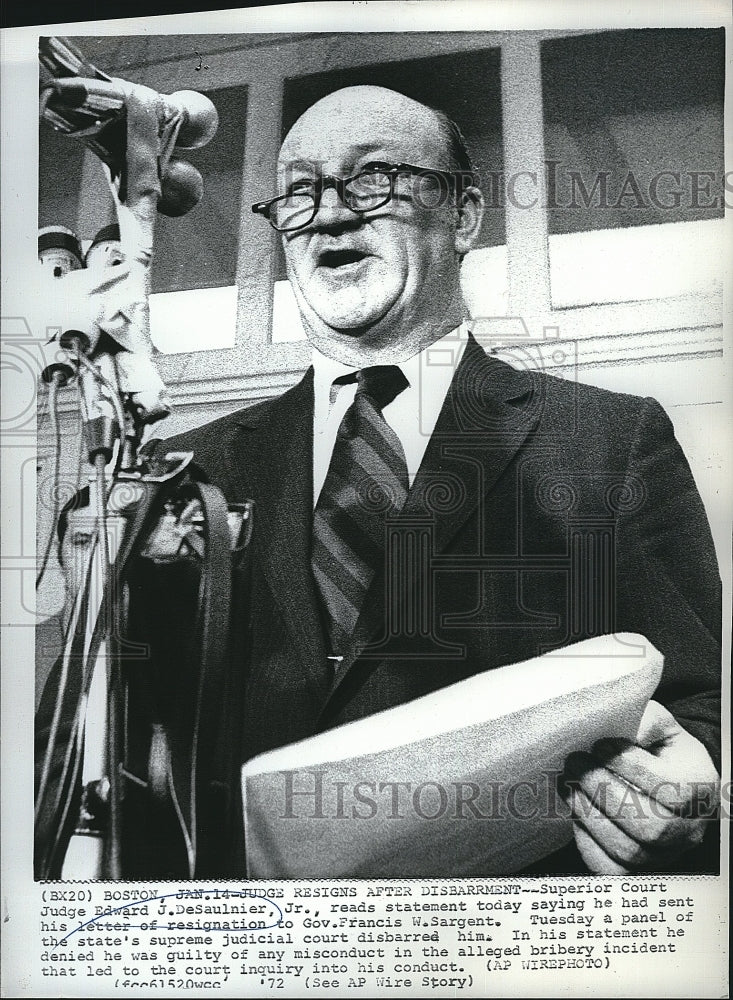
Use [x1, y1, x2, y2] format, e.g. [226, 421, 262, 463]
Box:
[44, 77, 219, 152]
[38, 223, 172, 430]
[39, 36, 218, 217]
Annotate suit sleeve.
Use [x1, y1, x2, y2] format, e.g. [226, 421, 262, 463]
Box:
[615, 397, 722, 771]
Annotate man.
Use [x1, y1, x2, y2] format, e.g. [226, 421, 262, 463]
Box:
[37, 85, 721, 878]
[158, 86, 721, 875]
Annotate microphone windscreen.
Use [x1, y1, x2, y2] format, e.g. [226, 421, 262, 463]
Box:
[158, 160, 204, 217]
[170, 90, 219, 149]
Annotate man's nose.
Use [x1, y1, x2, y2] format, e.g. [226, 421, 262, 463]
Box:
[311, 185, 359, 230]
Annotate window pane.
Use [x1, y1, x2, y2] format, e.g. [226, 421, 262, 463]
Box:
[541, 29, 724, 307]
[152, 83, 247, 293]
[542, 29, 724, 235]
[39, 80, 246, 354]
[39, 124, 85, 232]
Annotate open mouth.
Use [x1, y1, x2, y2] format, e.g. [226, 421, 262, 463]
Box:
[318, 248, 369, 269]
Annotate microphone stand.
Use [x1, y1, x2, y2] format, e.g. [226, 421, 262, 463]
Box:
[90, 403, 122, 879]
[35, 339, 187, 879]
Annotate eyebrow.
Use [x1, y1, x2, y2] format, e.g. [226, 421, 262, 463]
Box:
[281, 157, 403, 194]
[278, 144, 392, 179]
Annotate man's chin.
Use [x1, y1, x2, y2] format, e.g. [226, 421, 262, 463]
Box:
[302, 311, 404, 362]
[307, 321, 384, 347]
[304, 275, 398, 323]
[306, 302, 395, 338]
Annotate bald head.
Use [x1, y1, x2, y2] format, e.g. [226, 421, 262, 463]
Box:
[280, 86, 457, 176]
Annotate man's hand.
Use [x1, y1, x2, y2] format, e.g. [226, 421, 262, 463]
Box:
[560, 700, 720, 874]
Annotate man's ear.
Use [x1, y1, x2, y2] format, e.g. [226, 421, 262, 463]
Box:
[454, 185, 485, 255]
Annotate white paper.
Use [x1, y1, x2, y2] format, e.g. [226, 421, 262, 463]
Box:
[242, 634, 663, 878]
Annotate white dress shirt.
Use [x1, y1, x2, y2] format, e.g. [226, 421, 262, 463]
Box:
[312, 324, 468, 505]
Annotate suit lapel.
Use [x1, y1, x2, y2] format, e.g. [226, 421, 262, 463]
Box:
[323, 335, 542, 704]
[223, 370, 329, 696]
[404, 334, 542, 551]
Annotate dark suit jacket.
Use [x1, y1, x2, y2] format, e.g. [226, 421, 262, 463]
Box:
[36, 335, 721, 877]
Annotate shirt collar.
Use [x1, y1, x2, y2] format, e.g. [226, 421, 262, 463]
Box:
[311, 323, 468, 418]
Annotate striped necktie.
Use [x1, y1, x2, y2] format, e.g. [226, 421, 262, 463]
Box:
[312, 365, 410, 658]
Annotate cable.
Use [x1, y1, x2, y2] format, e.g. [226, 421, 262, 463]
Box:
[36, 372, 63, 589]
[75, 358, 89, 489]
[34, 541, 95, 829]
[94, 452, 122, 880]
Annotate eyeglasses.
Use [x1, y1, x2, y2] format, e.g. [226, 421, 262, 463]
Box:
[251, 161, 471, 232]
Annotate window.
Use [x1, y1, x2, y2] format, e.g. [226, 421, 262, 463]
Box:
[39, 82, 248, 356]
[150, 83, 247, 353]
[39, 125, 86, 231]
[36, 30, 724, 399]
[152, 83, 247, 294]
[541, 29, 725, 308]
